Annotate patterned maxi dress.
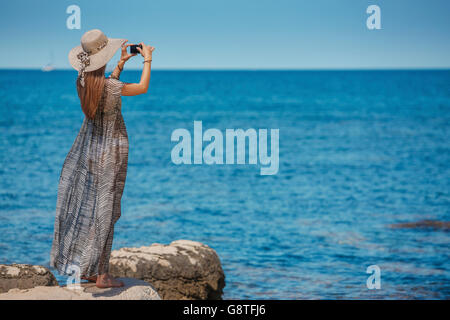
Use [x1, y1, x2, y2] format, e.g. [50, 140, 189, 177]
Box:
[50, 77, 128, 277]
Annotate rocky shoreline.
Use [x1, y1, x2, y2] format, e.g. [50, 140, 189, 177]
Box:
[0, 240, 225, 300]
[390, 219, 450, 231]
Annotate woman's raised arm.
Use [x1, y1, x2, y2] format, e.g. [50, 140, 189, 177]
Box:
[122, 43, 155, 96]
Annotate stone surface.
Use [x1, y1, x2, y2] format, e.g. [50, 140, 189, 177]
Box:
[0, 264, 58, 294]
[109, 240, 225, 300]
[0, 277, 161, 300]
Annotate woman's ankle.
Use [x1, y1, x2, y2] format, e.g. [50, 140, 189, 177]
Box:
[97, 273, 107, 280]
[95, 273, 124, 288]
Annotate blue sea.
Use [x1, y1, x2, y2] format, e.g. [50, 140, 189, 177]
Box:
[0, 70, 449, 299]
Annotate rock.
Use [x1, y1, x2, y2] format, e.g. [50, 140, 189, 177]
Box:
[0, 277, 161, 300]
[109, 240, 225, 300]
[0, 264, 58, 294]
[390, 220, 450, 231]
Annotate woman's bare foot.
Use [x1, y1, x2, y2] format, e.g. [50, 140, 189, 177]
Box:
[96, 273, 124, 288]
[81, 275, 97, 282]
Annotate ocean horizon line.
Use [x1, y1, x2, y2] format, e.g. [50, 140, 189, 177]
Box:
[1, 67, 449, 72]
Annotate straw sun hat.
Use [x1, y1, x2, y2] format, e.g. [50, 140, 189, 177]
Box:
[69, 29, 126, 86]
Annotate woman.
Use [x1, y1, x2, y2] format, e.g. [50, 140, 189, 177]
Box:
[50, 29, 155, 288]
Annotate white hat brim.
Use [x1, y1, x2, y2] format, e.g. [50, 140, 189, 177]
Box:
[68, 38, 126, 72]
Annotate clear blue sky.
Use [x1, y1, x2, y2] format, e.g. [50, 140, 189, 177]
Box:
[1, 0, 449, 70]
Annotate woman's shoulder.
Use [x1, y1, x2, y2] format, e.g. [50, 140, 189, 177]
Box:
[104, 77, 124, 95]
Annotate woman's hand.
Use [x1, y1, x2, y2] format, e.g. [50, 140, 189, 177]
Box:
[110, 41, 135, 79]
[136, 42, 155, 60]
[120, 40, 137, 63]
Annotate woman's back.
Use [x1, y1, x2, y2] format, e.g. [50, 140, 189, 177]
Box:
[50, 76, 129, 278]
[98, 77, 125, 117]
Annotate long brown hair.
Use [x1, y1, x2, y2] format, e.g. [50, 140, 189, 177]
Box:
[76, 65, 106, 119]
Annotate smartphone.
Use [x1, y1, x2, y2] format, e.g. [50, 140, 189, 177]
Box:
[129, 44, 142, 54]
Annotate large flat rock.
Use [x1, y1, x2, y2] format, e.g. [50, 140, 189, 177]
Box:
[109, 240, 225, 300]
[0, 264, 58, 293]
[0, 277, 161, 300]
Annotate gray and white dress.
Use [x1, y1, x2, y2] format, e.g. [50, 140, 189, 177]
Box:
[50, 77, 128, 277]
